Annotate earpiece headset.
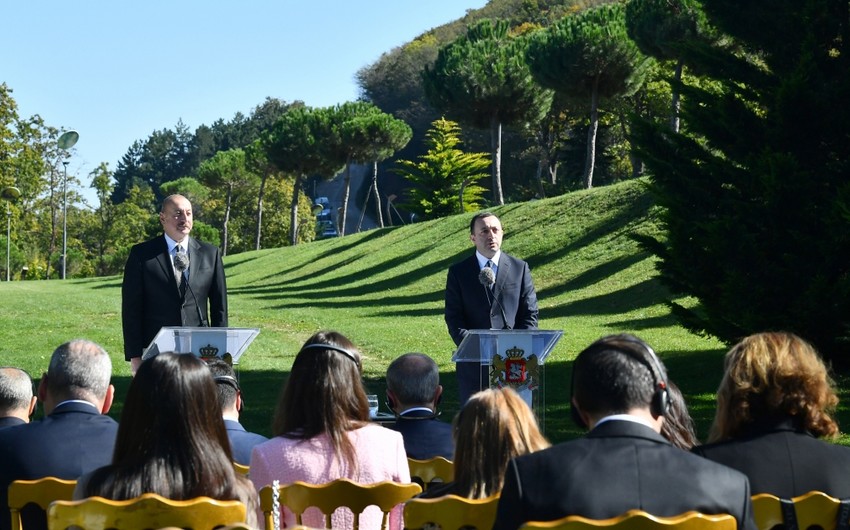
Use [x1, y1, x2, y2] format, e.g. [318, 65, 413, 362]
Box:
[213, 374, 242, 412]
[569, 336, 669, 429]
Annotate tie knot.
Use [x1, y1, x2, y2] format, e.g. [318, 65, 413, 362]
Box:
[486, 260, 494, 269]
[175, 245, 183, 254]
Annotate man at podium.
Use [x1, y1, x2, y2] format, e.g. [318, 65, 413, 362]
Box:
[122, 194, 228, 373]
[445, 212, 539, 405]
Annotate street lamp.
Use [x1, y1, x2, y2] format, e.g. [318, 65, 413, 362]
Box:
[57, 130, 79, 280]
[1, 186, 21, 282]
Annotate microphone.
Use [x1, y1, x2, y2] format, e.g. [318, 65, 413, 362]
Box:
[478, 266, 511, 330]
[174, 250, 207, 327]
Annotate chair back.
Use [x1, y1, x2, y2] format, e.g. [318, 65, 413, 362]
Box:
[752, 491, 850, 530]
[519, 510, 737, 530]
[8, 477, 77, 530]
[233, 462, 250, 476]
[404, 494, 500, 530]
[46, 493, 247, 530]
[259, 479, 422, 530]
[407, 457, 454, 490]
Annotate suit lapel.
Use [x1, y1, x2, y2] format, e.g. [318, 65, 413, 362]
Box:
[494, 255, 511, 298]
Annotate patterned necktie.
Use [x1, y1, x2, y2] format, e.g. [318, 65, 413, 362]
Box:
[174, 245, 184, 288]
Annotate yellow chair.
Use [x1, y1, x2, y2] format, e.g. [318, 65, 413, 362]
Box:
[233, 462, 250, 476]
[408, 457, 454, 490]
[404, 494, 500, 530]
[259, 479, 422, 530]
[519, 510, 737, 530]
[46, 493, 247, 530]
[8, 477, 77, 530]
[752, 491, 850, 530]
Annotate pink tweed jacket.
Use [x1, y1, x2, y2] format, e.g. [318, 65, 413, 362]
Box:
[250, 424, 410, 530]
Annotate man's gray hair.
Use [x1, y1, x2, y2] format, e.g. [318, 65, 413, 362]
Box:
[48, 340, 112, 400]
[0, 367, 34, 411]
[386, 353, 439, 405]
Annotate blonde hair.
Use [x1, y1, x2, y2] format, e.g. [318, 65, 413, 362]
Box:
[453, 387, 550, 499]
[708, 331, 839, 442]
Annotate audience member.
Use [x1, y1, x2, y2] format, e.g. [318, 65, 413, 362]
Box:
[205, 358, 269, 466]
[493, 334, 756, 530]
[250, 330, 410, 530]
[385, 353, 454, 460]
[660, 380, 698, 450]
[0, 367, 36, 428]
[419, 387, 549, 499]
[0, 340, 117, 530]
[77, 353, 257, 527]
[693, 331, 850, 497]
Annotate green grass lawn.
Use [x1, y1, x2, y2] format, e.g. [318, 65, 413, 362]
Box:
[3, 178, 848, 444]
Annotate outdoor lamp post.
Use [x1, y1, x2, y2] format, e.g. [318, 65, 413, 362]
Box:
[57, 130, 79, 280]
[1, 185, 21, 282]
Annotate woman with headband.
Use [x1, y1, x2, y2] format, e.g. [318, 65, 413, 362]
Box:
[250, 330, 410, 529]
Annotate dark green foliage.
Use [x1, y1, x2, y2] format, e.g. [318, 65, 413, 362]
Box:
[394, 118, 490, 217]
[625, 0, 710, 61]
[631, 0, 850, 361]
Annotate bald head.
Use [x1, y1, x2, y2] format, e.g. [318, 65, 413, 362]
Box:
[0, 367, 36, 422]
[42, 340, 113, 414]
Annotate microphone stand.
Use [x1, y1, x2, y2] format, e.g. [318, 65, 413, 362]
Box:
[182, 271, 208, 327]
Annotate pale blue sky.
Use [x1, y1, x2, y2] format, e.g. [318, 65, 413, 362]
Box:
[3, 1, 487, 200]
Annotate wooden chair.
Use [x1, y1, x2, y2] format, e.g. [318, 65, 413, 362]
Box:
[8, 477, 77, 530]
[46, 493, 247, 530]
[259, 479, 422, 530]
[404, 494, 500, 530]
[233, 462, 250, 476]
[408, 457, 454, 490]
[752, 491, 850, 530]
[519, 510, 737, 530]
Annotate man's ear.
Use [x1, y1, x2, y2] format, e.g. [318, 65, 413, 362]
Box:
[235, 392, 243, 413]
[433, 385, 443, 406]
[101, 384, 115, 414]
[27, 395, 37, 418]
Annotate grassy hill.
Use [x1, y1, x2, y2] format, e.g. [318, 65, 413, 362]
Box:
[0, 179, 767, 443]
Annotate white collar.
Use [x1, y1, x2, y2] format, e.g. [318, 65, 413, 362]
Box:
[593, 413, 656, 430]
[164, 234, 190, 253]
[476, 250, 501, 268]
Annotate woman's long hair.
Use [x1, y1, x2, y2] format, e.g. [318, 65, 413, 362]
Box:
[84, 353, 242, 501]
[271, 330, 369, 470]
[452, 387, 550, 499]
[708, 331, 839, 442]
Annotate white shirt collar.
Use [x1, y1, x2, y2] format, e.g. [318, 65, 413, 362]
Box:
[164, 234, 190, 254]
[593, 413, 656, 430]
[476, 250, 501, 269]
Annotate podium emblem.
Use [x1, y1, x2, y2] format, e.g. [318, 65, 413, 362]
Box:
[491, 346, 540, 391]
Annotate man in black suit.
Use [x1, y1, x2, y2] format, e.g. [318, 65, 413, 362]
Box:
[445, 212, 538, 405]
[385, 353, 454, 460]
[122, 194, 228, 372]
[493, 334, 757, 530]
[0, 367, 36, 429]
[0, 340, 118, 530]
[205, 358, 268, 466]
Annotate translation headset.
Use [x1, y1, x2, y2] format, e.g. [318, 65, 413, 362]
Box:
[213, 374, 243, 412]
[301, 342, 360, 367]
[569, 336, 670, 429]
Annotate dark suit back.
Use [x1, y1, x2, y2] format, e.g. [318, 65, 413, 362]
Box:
[494, 420, 756, 530]
[693, 418, 850, 498]
[387, 410, 454, 460]
[0, 402, 118, 530]
[224, 419, 269, 466]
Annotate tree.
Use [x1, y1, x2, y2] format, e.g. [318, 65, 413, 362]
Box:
[394, 118, 489, 217]
[424, 19, 553, 205]
[527, 3, 652, 189]
[196, 149, 254, 256]
[262, 106, 341, 245]
[631, 0, 850, 361]
[625, 0, 713, 132]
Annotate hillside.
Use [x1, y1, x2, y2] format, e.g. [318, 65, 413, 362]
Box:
[0, 179, 731, 442]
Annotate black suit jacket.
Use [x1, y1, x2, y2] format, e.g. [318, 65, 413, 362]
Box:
[0, 417, 25, 429]
[122, 235, 227, 360]
[444, 252, 538, 347]
[387, 409, 454, 460]
[224, 419, 269, 466]
[0, 402, 119, 530]
[494, 420, 757, 530]
[692, 417, 850, 498]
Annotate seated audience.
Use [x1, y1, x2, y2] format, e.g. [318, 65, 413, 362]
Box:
[250, 330, 410, 530]
[419, 387, 549, 499]
[0, 367, 36, 428]
[385, 352, 454, 460]
[205, 358, 268, 466]
[77, 353, 257, 527]
[493, 334, 756, 530]
[0, 340, 118, 530]
[660, 380, 698, 450]
[693, 331, 850, 498]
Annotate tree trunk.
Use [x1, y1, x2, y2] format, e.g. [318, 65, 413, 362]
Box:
[289, 174, 302, 246]
[490, 114, 504, 205]
[255, 168, 270, 251]
[222, 183, 232, 257]
[371, 160, 384, 228]
[47, 168, 58, 279]
[340, 158, 351, 236]
[670, 59, 684, 133]
[583, 79, 600, 189]
[618, 108, 644, 179]
[535, 160, 546, 198]
[356, 181, 372, 233]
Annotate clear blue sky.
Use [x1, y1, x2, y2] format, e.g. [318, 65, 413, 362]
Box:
[3, 1, 487, 202]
